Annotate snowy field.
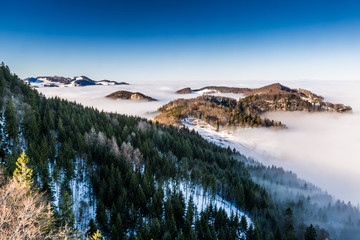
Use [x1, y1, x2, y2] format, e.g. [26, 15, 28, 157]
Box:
[37, 80, 360, 205]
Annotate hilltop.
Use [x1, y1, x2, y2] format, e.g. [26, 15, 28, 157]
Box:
[176, 86, 252, 94]
[157, 83, 352, 127]
[106, 90, 157, 101]
[24, 75, 129, 87]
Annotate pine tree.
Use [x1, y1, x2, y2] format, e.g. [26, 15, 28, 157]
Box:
[284, 207, 297, 240]
[184, 196, 195, 237]
[4, 98, 18, 143]
[304, 224, 317, 240]
[58, 190, 75, 228]
[96, 200, 109, 234]
[150, 217, 162, 239]
[91, 229, 103, 240]
[87, 219, 98, 237]
[13, 150, 33, 189]
[240, 215, 248, 233]
[246, 224, 254, 240]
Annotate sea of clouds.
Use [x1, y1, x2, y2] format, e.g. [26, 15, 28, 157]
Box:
[37, 79, 360, 205]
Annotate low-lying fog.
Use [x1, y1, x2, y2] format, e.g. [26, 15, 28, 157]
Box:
[38, 80, 360, 205]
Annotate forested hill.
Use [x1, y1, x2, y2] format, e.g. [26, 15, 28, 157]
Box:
[156, 83, 352, 128]
[0, 63, 329, 239]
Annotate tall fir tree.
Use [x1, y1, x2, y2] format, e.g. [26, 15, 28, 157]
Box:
[4, 98, 18, 143]
[304, 224, 317, 240]
[13, 150, 33, 189]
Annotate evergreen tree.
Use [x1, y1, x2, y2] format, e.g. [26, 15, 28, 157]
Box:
[87, 219, 98, 238]
[58, 190, 75, 228]
[246, 224, 254, 240]
[91, 229, 104, 240]
[96, 201, 108, 234]
[4, 98, 18, 143]
[13, 150, 33, 189]
[150, 218, 162, 239]
[184, 196, 195, 237]
[304, 224, 317, 240]
[284, 207, 297, 240]
[240, 215, 248, 233]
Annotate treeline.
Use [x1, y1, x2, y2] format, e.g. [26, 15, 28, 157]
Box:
[0, 63, 325, 239]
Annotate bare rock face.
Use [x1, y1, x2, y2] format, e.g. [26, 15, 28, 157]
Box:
[106, 90, 157, 101]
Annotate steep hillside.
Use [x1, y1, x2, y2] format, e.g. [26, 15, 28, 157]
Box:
[1, 64, 358, 239]
[0, 64, 279, 239]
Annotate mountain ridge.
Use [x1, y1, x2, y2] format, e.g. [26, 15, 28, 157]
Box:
[106, 90, 157, 101]
[24, 75, 129, 87]
[157, 83, 352, 127]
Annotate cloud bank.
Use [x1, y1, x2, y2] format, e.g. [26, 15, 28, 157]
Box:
[38, 80, 360, 204]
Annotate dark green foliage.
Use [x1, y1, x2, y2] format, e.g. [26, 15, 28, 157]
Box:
[58, 190, 75, 228]
[87, 219, 98, 238]
[304, 224, 317, 240]
[0, 64, 328, 239]
[240, 215, 248, 232]
[4, 98, 18, 143]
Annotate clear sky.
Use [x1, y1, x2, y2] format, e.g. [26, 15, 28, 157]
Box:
[1, 0, 360, 81]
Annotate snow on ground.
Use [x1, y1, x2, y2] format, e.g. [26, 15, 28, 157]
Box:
[194, 89, 244, 100]
[165, 179, 252, 228]
[71, 157, 96, 230]
[182, 117, 261, 161]
[36, 80, 360, 205]
[49, 158, 96, 230]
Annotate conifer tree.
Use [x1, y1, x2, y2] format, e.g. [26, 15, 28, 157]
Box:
[240, 215, 248, 233]
[87, 219, 98, 237]
[91, 229, 104, 240]
[13, 150, 33, 189]
[58, 190, 75, 228]
[4, 98, 18, 143]
[150, 217, 162, 239]
[304, 224, 317, 240]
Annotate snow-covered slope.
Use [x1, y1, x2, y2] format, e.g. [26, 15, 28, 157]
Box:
[165, 179, 252, 227]
[49, 158, 96, 230]
[24, 76, 128, 88]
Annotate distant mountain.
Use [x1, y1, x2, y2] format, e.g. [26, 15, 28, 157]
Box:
[176, 86, 252, 94]
[177, 83, 319, 98]
[24, 75, 129, 87]
[106, 90, 157, 101]
[157, 83, 352, 127]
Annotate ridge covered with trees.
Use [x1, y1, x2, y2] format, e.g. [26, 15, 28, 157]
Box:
[0, 63, 356, 239]
[156, 83, 351, 128]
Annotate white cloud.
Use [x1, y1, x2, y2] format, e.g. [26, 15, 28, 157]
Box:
[37, 80, 360, 204]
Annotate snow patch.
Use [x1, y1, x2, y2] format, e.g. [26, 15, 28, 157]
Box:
[165, 180, 252, 228]
[49, 158, 96, 230]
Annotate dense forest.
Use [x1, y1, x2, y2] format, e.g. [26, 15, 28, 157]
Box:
[156, 96, 283, 128]
[0, 63, 357, 239]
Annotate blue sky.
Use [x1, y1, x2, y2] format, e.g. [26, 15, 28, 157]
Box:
[1, 0, 360, 81]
